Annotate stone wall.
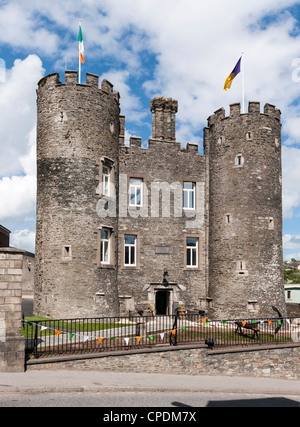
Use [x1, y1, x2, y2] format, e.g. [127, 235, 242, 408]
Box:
[0, 248, 25, 372]
[118, 134, 208, 315]
[27, 344, 300, 380]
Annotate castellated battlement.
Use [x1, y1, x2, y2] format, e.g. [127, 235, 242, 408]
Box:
[207, 101, 281, 126]
[37, 70, 120, 103]
[204, 101, 281, 156]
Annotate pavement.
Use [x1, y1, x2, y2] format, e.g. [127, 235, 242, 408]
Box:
[0, 370, 300, 396]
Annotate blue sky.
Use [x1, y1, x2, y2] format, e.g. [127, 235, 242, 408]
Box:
[1, 0, 300, 260]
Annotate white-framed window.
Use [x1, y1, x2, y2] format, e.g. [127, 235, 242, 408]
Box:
[186, 237, 198, 268]
[102, 166, 111, 196]
[183, 182, 195, 210]
[129, 178, 143, 207]
[124, 235, 136, 266]
[100, 228, 111, 264]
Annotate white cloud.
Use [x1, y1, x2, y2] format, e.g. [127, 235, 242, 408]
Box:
[0, 3, 58, 55]
[0, 55, 44, 176]
[10, 229, 35, 253]
[0, 175, 36, 223]
[282, 146, 300, 218]
[0, 55, 41, 245]
[100, 69, 148, 125]
[283, 234, 300, 250]
[283, 233, 300, 261]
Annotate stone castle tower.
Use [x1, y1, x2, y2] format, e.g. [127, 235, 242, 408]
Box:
[34, 70, 286, 319]
[204, 102, 285, 319]
[34, 71, 120, 317]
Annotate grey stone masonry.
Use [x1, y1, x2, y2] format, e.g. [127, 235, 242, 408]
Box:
[34, 71, 120, 318]
[0, 248, 25, 372]
[204, 102, 286, 319]
[34, 69, 286, 320]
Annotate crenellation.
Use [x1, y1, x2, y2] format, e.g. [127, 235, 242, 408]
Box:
[248, 101, 260, 114]
[64, 70, 78, 85]
[129, 136, 142, 148]
[37, 72, 60, 89]
[186, 142, 198, 153]
[86, 72, 99, 87]
[264, 103, 281, 120]
[229, 102, 240, 117]
[101, 79, 114, 93]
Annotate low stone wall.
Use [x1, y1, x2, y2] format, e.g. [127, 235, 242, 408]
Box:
[287, 303, 300, 318]
[28, 343, 300, 380]
[0, 248, 25, 372]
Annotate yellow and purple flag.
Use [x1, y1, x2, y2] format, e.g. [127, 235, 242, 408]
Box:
[224, 57, 241, 91]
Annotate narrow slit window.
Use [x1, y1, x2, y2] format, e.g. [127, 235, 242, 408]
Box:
[102, 166, 111, 196]
[236, 154, 244, 166]
[237, 260, 247, 275]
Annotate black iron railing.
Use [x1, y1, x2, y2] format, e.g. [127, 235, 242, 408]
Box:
[22, 314, 300, 359]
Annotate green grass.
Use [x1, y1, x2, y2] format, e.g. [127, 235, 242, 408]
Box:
[22, 317, 133, 339]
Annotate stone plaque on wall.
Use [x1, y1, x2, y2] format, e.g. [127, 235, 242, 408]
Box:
[155, 246, 170, 254]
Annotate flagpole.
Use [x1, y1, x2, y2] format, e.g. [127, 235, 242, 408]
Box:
[78, 20, 82, 84]
[241, 52, 245, 114]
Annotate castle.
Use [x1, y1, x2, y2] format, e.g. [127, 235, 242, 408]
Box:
[34, 70, 287, 320]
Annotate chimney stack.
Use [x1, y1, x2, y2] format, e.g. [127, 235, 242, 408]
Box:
[150, 97, 178, 141]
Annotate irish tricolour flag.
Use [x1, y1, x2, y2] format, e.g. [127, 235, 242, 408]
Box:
[78, 22, 84, 64]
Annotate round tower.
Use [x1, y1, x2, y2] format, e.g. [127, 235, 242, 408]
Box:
[34, 71, 120, 318]
[204, 101, 286, 319]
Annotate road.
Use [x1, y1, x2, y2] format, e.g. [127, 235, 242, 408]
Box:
[0, 390, 299, 407]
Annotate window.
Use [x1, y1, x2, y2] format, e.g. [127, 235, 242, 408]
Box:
[186, 237, 198, 268]
[287, 290, 292, 300]
[100, 229, 110, 264]
[102, 166, 111, 196]
[225, 214, 231, 224]
[235, 154, 244, 166]
[62, 245, 72, 261]
[183, 182, 195, 209]
[268, 217, 274, 229]
[129, 178, 143, 207]
[124, 235, 136, 266]
[237, 260, 248, 275]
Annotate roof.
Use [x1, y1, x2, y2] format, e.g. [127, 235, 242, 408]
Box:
[0, 225, 11, 234]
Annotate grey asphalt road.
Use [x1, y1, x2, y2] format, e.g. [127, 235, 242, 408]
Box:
[0, 391, 299, 407]
[0, 391, 300, 409]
